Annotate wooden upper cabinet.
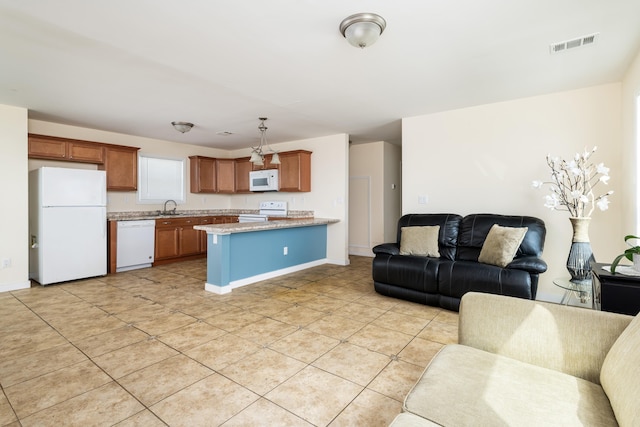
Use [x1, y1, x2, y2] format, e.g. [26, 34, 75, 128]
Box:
[190, 156, 236, 193]
[99, 145, 139, 191]
[278, 150, 312, 192]
[29, 134, 138, 191]
[232, 150, 312, 193]
[234, 157, 252, 193]
[67, 141, 105, 163]
[28, 134, 67, 159]
[189, 156, 217, 193]
[28, 134, 104, 163]
[216, 159, 236, 193]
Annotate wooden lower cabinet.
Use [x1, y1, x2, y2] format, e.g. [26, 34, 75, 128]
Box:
[198, 217, 214, 254]
[108, 215, 242, 272]
[180, 225, 201, 256]
[155, 225, 181, 260]
[153, 215, 238, 265]
[154, 217, 202, 264]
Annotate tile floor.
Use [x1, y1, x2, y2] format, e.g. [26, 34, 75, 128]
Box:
[0, 256, 458, 427]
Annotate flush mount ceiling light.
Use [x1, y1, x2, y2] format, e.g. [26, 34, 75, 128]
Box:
[171, 121, 194, 133]
[339, 13, 386, 48]
[250, 117, 280, 166]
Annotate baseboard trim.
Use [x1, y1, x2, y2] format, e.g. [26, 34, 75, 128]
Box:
[204, 258, 330, 294]
[0, 280, 31, 293]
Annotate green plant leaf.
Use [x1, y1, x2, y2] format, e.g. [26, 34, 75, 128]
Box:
[611, 253, 627, 273]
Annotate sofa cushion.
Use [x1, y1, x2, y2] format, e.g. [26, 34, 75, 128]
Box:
[404, 345, 617, 427]
[396, 214, 463, 261]
[478, 224, 528, 267]
[459, 292, 632, 384]
[457, 214, 546, 262]
[600, 313, 640, 425]
[399, 226, 441, 257]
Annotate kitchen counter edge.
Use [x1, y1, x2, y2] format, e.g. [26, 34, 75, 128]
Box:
[194, 218, 339, 234]
[107, 210, 314, 221]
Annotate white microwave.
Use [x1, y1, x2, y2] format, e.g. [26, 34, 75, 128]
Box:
[250, 169, 279, 192]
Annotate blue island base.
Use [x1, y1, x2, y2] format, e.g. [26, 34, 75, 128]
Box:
[204, 224, 328, 294]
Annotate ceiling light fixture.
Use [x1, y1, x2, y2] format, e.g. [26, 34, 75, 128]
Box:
[250, 117, 280, 166]
[339, 13, 386, 48]
[171, 121, 194, 133]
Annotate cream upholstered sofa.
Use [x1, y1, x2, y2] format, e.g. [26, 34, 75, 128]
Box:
[390, 292, 640, 427]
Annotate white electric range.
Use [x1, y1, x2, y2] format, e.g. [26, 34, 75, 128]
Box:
[238, 201, 288, 223]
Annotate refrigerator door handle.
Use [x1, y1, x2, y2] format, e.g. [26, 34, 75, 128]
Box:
[102, 208, 107, 238]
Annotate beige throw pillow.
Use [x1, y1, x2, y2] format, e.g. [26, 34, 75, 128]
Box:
[399, 226, 441, 257]
[478, 224, 528, 268]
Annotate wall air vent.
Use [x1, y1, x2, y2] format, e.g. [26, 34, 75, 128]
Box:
[549, 33, 599, 54]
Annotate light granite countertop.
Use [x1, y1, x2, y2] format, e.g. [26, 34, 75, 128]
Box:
[107, 209, 315, 221]
[194, 217, 339, 235]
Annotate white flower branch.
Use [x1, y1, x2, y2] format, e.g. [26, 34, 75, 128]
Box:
[532, 146, 613, 218]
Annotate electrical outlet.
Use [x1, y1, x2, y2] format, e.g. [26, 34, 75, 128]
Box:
[283, 246, 288, 255]
[418, 195, 428, 204]
[2, 258, 11, 269]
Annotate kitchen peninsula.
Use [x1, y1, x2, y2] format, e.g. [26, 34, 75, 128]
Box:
[194, 218, 339, 294]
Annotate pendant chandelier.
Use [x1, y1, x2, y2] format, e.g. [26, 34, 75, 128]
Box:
[250, 117, 280, 166]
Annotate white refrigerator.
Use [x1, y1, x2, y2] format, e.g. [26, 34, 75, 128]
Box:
[29, 167, 107, 285]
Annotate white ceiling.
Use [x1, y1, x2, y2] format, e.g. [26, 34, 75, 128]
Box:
[1, 1, 639, 150]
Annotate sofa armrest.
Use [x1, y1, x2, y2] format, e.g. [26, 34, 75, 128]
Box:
[506, 256, 547, 274]
[459, 292, 633, 384]
[372, 243, 400, 256]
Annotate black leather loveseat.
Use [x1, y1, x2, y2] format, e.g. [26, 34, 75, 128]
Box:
[372, 213, 547, 311]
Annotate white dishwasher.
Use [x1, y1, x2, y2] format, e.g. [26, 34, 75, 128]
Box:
[116, 220, 156, 272]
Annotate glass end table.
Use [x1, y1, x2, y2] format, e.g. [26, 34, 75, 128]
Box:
[553, 278, 599, 310]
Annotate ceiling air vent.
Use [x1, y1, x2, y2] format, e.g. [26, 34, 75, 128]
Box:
[549, 33, 599, 54]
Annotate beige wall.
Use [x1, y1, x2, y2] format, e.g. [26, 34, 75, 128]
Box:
[27, 120, 350, 266]
[621, 49, 640, 233]
[348, 141, 402, 256]
[349, 142, 381, 255]
[402, 83, 623, 302]
[383, 142, 402, 243]
[0, 104, 30, 291]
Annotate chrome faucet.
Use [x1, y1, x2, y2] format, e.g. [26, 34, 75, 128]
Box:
[163, 199, 177, 215]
